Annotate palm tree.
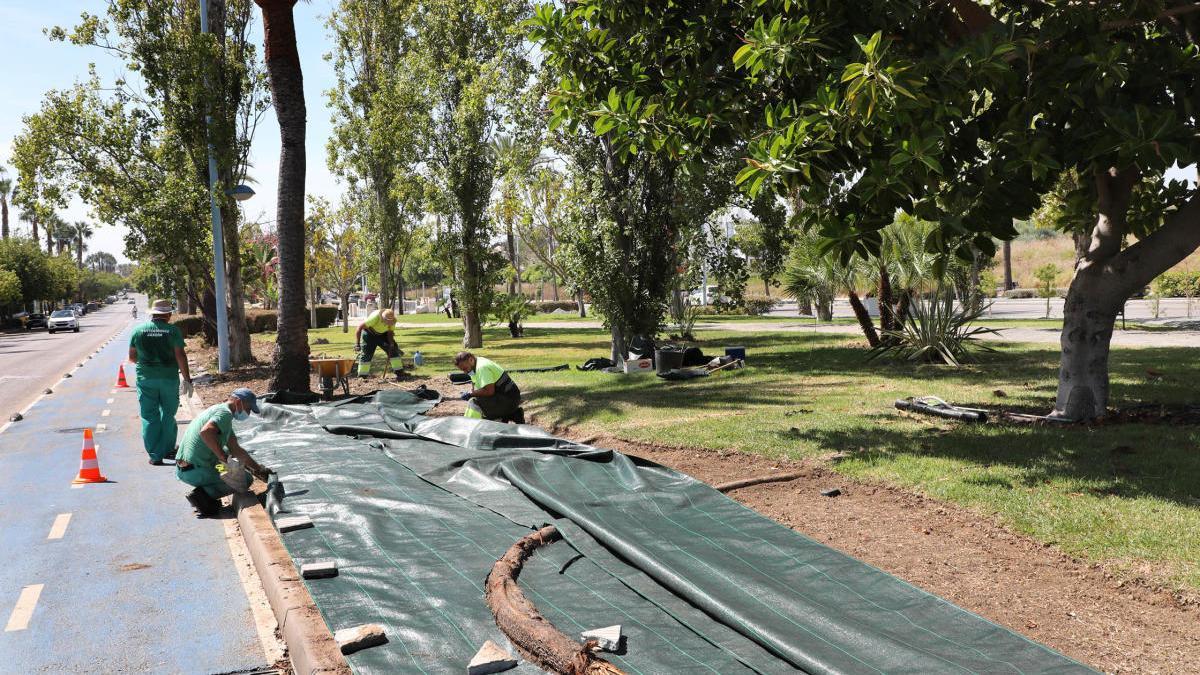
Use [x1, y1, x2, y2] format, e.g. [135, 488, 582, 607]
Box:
[71, 221, 93, 268]
[0, 168, 11, 239]
[255, 0, 310, 392]
[19, 206, 39, 246]
[42, 213, 70, 255]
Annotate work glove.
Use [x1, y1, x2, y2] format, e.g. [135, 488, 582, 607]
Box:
[354, 342, 361, 354]
[459, 392, 472, 401]
[179, 379, 194, 398]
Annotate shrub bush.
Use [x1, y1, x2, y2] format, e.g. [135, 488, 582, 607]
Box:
[171, 315, 204, 338]
[1152, 271, 1200, 298]
[530, 300, 578, 313]
[313, 305, 339, 328]
[741, 294, 778, 316]
[246, 309, 278, 333]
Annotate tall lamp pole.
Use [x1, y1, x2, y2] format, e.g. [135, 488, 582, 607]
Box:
[199, 0, 229, 373]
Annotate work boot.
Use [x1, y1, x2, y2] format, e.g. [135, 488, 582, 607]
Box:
[185, 488, 220, 518]
[148, 458, 164, 466]
[511, 408, 526, 425]
[164, 446, 177, 461]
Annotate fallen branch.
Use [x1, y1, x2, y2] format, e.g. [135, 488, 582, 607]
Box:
[714, 471, 806, 493]
[485, 526, 625, 675]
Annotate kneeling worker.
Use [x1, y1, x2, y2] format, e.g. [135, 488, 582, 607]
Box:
[355, 308, 403, 380]
[454, 351, 524, 423]
[176, 388, 271, 517]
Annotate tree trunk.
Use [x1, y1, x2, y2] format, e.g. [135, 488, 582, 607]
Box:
[847, 291, 881, 347]
[576, 289, 586, 317]
[395, 272, 405, 315]
[609, 324, 626, 363]
[257, 0, 310, 393]
[551, 274, 559, 301]
[763, 277, 770, 296]
[506, 225, 517, 295]
[308, 276, 318, 328]
[0, 195, 8, 238]
[30, 215, 39, 250]
[377, 248, 391, 311]
[45, 223, 53, 254]
[816, 291, 832, 322]
[463, 310, 482, 348]
[967, 247, 982, 312]
[1002, 240, 1013, 291]
[877, 263, 895, 332]
[220, 201, 253, 366]
[340, 292, 350, 333]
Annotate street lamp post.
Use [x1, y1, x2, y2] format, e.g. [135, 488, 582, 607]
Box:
[199, 0, 229, 373]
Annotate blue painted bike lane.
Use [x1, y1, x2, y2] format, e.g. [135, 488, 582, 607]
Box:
[0, 318, 267, 673]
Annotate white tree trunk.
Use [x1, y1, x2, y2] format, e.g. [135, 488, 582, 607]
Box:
[1054, 269, 1119, 419]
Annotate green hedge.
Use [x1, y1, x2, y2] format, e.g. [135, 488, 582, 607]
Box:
[1152, 271, 1200, 298]
[172, 315, 204, 338]
[172, 305, 339, 338]
[531, 300, 579, 313]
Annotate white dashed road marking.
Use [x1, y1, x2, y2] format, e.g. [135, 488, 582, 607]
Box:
[106, 398, 114, 404]
[47, 514, 72, 540]
[101, 410, 110, 417]
[4, 584, 44, 632]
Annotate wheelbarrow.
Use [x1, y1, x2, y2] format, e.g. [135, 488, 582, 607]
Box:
[309, 355, 357, 400]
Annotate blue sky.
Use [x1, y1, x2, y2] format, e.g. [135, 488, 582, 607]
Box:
[0, 0, 343, 263]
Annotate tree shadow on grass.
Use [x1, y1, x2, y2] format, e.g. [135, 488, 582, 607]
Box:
[790, 421, 1200, 508]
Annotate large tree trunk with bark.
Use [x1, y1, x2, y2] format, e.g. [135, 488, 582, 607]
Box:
[1, 194, 8, 238]
[1055, 166, 1200, 419]
[257, 0, 310, 393]
[847, 291, 881, 347]
[220, 200, 253, 366]
[1002, 240, 1013, 290]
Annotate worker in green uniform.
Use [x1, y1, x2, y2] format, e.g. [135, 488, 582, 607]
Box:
[454, 351, 524, 423]
[128, 299, 192, 465]
[176, 388, 272, 517]
[355, 307, 404, 379]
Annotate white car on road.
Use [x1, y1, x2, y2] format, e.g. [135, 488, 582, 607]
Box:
[48, 309, 80, 334]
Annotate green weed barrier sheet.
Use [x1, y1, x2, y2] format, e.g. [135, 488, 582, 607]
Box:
[238, 390, 1094, 675]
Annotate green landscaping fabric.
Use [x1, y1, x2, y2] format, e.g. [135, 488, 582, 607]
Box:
[238, 390, 1094, 675]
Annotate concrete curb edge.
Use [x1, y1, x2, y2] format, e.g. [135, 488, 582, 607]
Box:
[234, 491, 350, 675]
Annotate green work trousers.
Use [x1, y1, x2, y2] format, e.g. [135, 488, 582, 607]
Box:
[137, 377, 179, 462]
[175, 465, 245, 499]
[358, 330, 403, 376]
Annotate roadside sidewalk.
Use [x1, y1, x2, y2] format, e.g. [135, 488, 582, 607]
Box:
[0, 321, 271, 672]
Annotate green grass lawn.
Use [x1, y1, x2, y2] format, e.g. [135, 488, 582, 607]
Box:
[294, 322, 1200, 591]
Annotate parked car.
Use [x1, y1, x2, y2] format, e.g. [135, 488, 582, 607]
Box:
[48, 309, 80, 333]
[25, 313, 48, 330]
[85, 302, 101, 312]
[687, 285, 730, 306]
[105, 295, 117, 303]
[72, 303, 87, 316]
[127, 299, 135, 304]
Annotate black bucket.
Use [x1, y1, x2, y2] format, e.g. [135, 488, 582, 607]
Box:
[655, 349, 685, 375]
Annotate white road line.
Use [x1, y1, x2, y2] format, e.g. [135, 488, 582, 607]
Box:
[106, 398, 114, 404]
[100, 410, 110, 417]
[95, 424, 106, 433]
[47, 514, 72, 540]
[4, 584, 44, 632]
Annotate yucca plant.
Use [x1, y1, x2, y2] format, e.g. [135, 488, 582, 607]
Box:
[868, 287, 999, 366]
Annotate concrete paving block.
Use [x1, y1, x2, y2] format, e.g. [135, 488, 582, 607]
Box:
[580, 625, 622, 652]
[275, 514, 313, 533]
[467, 640, 517, 674]
[334, 623, 387, 655]
[300, 560, 338, 579]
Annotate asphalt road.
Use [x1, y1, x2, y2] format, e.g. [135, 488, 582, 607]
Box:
[0, 297, 268, 672]
[0, 296, 143, 422]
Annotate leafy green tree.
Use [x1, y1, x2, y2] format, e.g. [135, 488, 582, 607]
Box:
[326, 0, 427, 312]
[253, 0, 310, 391]
[0, 238, 52, 309]
[0, 167, 12, 240]
[1035, 263, 1062, 319]
[20, 0, 268, 362]
[0, 268, 21, 305]
[535, 2, 1200, 419]
[407, 0, 532, 348]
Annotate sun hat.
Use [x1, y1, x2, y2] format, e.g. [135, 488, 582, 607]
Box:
[150, 299, 174, 315]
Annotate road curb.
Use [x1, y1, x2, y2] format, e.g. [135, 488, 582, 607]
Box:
[234, 491, 350, 675]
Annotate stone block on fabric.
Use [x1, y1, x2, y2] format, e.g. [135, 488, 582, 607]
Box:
[335, 623, 387, 655]
[467, 640, 517, 674]
[275, 514, 313, 533]
[581, 625, 622, 651]
[300, 560, 338, 579]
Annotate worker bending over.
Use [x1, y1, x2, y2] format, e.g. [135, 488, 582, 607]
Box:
[176, 388, 271, 517]
[355, 308, 404, 380]
[128, 299, 191, 465]
[454, 351, 524, 424]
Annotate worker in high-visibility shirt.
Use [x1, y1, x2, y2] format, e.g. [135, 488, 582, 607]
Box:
[354, 308, 404, 379]
[454, 351, 524, 423]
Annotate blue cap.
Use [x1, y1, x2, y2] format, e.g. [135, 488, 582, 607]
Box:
[231, 387, 260, 413]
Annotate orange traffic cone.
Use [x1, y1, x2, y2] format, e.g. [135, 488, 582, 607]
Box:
[72, 428, 108, 484]
[115, 364, 130, 389]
